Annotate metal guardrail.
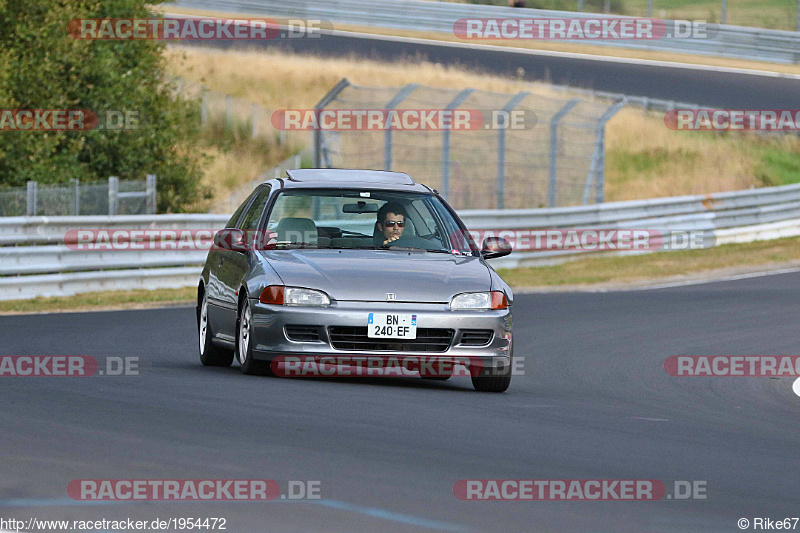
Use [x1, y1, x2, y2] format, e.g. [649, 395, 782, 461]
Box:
[2, 183, 800, 300]
[172, 0, 800, 64]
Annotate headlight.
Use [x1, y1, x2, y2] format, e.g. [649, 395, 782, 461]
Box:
[450, 291, 508, 310]
[259, 286, 331, 306]
[285, 287, 330, 306]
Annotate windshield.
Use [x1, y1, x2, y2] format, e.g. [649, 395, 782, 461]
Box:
[264, 189, 477, 254]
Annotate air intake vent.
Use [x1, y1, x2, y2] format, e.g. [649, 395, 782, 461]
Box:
[285, 325, 321, 342]
[459, 330, 493, 346]
[328, 327, 453, 352]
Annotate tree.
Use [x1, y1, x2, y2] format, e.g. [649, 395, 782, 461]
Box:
[0, 0, 210, 212]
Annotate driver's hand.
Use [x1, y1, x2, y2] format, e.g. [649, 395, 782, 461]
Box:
[383, 234, 401, 245]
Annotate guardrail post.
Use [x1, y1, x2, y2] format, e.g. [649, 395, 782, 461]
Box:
[604, 0, 610, 13]
[71, 178, 80, 215]
[496, 92, 529, 209]
[583, 98, 627, 205]
[251, 104, 258, 139]
[797, 0, 800, 31]
[108, 176, 119, 216]
[442, 88, 475, 201]
[548, 99, 579, 207]
[647, 0, 653, 17]
[721, 0, 727, 24]
[313, 79, 351, 168]
[382, 83, 419, 171]
[200, 86, 207, 127]
[294, 153, 301, 169]
[146, 174, 157, 214]
[26, 180, 37, 216]
[577, 0, 583, 11]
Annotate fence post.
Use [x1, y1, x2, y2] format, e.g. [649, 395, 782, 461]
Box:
[26, 180, 37, 216]
[71, 178, 80, 215]
[313, 78, 351, 168]
[441, 88, 475, 201]
[146, 174, 157, 214]
[582, 99, 627, 205]
[108, 176, 119, 216]
[548, 99, 579, 208]
[496, 92, 529, 209]
[200, 86, 208, 127]
[383, 83, 419, 171]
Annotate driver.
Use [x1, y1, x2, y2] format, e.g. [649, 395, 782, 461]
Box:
[376, 202, 406, 245]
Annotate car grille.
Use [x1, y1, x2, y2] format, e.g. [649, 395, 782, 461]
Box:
[459, 330, 494, 346]
[328, 327, 453, 352]
[285, 325, 322, 342]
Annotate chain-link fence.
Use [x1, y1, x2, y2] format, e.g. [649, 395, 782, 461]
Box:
[314, 79, 625, 209]
[0, 176, 156, 216]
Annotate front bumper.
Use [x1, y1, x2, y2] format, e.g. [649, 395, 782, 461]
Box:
[249, 299, 512, 369]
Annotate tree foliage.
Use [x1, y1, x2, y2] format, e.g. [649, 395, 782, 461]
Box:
[0, 0, 210, 212]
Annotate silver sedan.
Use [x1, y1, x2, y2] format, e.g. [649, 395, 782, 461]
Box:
[197, 169, 514, 392]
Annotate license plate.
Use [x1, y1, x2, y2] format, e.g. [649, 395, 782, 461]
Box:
[367, 313, 417, 339]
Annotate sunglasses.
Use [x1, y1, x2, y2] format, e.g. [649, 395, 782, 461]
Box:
[383, 220, 405, 227]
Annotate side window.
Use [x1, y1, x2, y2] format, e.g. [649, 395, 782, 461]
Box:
[239, 186, 272, 230]
[226, 189, 258, 229]
[411, 199, 436, 235]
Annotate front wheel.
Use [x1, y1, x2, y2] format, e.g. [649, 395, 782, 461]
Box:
[198, 291, 234, 367]
[237, 298, 273, 376]
[471, 362, 511, 393]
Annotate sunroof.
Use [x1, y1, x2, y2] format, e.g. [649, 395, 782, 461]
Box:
[285, 169, 415, 185]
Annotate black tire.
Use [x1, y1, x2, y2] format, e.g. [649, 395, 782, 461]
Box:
[237, 297, 274, 376]
[198, 291, 234, 367]
[471, 362, 512, 393]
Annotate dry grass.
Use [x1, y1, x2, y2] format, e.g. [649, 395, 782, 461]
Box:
[605, 109, 759, 200]
[165, 45, 564, 109]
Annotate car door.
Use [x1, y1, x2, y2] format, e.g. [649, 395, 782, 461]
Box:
[215, 185, 272, 338]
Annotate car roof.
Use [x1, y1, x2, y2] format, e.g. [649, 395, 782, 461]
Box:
[280, 169, 431, 192]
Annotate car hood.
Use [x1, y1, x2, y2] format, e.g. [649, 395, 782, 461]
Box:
[260, 249, 491, 303]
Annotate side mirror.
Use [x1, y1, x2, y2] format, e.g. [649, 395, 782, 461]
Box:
[213, 228, 248, 253]
[481, 236, 512, 259]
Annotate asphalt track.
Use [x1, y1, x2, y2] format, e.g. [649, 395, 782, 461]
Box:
[2, 271, 800, 531]
[189, 30, 800, 109]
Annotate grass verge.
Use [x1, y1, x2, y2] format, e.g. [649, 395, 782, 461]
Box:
[497, 235, 800, 288]
[0, 287, 197, 315]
